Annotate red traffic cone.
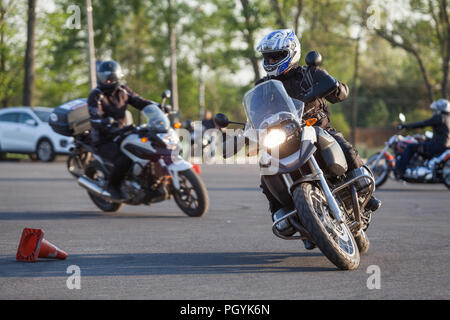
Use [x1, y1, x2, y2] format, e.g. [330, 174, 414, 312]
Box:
[192, 164, 201, 174]
[16, 228, 67, 262]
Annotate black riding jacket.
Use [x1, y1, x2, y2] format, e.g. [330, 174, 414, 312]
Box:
[255, 65, 350, 129]
[404, 112, 450, 148]
[87, 85, 155, 143]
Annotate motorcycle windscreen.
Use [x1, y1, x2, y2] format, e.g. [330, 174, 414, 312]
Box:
[243, 80, 304, 130]
[142, 104, 170, 132]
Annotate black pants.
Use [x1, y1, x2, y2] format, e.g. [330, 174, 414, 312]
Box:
[261, 128, 363, 213]
[396, 141, 446, 175]
[97, 142, 131, 187]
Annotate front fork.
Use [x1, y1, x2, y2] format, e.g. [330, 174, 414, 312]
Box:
[372, 144, 395, 169]
[279, 155, 376, 239]
[308, 156, 344, 224]
[281, 155, 344, 224]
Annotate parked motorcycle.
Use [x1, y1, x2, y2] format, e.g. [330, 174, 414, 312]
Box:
[366, 113, 450, 189]
[215, 80, 376, 270]
[49, 90, 209, 217]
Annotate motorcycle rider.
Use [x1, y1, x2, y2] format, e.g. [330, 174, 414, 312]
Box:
[395, 99, 450, 177]
[202, 110, 216, 130]
[87, 60, 162, 199]
[220, 29, 380, 250]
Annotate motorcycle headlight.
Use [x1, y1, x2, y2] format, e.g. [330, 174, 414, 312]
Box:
[157, 129, 180, 149]
[263, 129, 287, 149]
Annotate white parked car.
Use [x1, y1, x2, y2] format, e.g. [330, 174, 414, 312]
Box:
[0, 107, 74, 162]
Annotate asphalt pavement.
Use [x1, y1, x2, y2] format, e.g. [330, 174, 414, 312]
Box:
[0, 160, 449, 299]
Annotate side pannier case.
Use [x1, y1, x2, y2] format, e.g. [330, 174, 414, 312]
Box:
[49, 99, 91, 137]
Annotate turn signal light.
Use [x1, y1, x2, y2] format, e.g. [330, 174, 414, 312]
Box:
[174, 122, 182, 129]
[141, 137, 149, 143]
[305, 118, 318, 126]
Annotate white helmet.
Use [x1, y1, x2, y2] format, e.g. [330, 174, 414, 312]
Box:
[430, 99, 450, 113]
[256, 29, 301, 77]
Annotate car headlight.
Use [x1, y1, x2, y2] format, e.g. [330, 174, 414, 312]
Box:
[263, 129, 287, 149]
[157, 129, 180, 149]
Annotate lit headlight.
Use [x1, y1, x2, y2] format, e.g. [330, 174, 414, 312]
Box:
[263, 129, 287, 148]
[157, 129, 180, 149]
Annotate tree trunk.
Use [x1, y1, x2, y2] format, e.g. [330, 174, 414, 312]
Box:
[270, 0, 286, 29]
[440, 0, 449, 98]
[412, 50, 435, 103]
[86, 0, 96, 90]
[0, 6, 6, 108]
[168, 0, 179, 114]
[351, 38, 360, 145]
[293, 0, 303, 36]
[240, 0, 261, 81]
[23, 0, 37, 107]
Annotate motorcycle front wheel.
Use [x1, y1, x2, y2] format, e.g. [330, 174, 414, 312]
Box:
[354, 229, 370, 255]
[293, 183, 360, 270]
[173, 168, 209, 217]
[443, 158, 450, 189]
[366, 153, 390, 188]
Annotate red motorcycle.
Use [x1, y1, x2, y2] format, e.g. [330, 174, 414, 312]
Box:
[366, 114, 450, 188]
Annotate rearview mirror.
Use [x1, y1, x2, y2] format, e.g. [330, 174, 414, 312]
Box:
[305, 51, 323, 67]
[162, 90, 171, 100]
[399, 113, 406, 123]
[214, 113, 230, 128]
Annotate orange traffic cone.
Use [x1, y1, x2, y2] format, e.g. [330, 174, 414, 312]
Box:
[192, 164, 201, 174]
[16, 228, 67, 262]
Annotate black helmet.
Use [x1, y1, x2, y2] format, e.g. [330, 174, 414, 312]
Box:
[96, 60, 123, 92]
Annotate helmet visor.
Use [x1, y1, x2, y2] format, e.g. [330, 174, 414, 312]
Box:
[97, 70, 120, 85]
[262, 51, 289, 64]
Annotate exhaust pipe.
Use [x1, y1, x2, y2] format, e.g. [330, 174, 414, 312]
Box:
[77, 176, 121, 203]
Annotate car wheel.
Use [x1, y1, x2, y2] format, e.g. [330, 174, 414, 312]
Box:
[36, 139, 55, 162]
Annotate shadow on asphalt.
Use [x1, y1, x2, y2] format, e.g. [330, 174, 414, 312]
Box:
[0, 211, 193, 220]
[376, 188, 448, 193]
[0, 177, 73, 182]
[208, 187, 260, 191]
[0, 252, 336, 276]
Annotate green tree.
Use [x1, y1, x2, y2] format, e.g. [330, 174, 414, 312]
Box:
[0, 1, 24, 107]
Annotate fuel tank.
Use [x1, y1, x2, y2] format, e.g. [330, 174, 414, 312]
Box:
[314, 127, 348, 176]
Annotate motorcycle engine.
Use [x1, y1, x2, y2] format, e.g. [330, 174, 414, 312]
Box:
[120, 179, 146, 205]
[336, 167, 373, 210]
[404, 166, 433, 180]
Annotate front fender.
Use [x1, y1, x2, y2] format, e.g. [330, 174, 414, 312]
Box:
[167, 159, 193, 172]
[166, 159, 193, 190]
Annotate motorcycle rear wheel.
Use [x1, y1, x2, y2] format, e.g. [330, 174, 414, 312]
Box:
[366, 153, 390, 188]
[173, 169, 209, 217]
[293, 183, 360, 270]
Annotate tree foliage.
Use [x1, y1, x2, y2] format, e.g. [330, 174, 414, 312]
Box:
[1, 0, 449, 139]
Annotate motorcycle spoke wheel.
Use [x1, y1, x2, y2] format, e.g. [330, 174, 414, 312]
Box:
[178, 178, 199, 209]
[309, 190, 355, 257]
[366, 153, 389, 187]
[293, 183, 360, 270]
